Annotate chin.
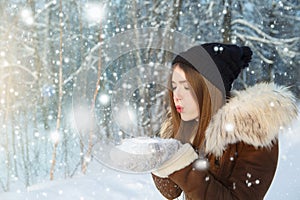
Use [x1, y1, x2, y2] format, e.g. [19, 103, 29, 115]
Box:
[181, 114, 198, 121]
[181, 116, 192, 121]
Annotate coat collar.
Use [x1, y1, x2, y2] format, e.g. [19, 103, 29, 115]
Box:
[160, 83, 298, 157]
[205, 82, 298, 157]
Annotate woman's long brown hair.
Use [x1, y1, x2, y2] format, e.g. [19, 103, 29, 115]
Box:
[169, 63, 212, 149]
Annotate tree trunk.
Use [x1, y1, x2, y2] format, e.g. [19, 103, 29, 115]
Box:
[77, 0, 88, 173]
[50, 0, 64, 180]
[82, 24, 103, 174]
[265, 3, 276, 82]
[222, 0, 232, 44]
[11, 112, 18, 180]
[20, 109, 30, 187]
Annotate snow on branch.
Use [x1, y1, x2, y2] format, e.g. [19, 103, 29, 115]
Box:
[232, 19, 300, 44]
[235, 33, 274, 64]
[272, 11, 300, 22]
[1, 64, 38, 80]
[35, 0, 59, 19]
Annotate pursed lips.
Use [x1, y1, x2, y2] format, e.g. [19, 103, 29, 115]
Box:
[176, 105, 183, 113]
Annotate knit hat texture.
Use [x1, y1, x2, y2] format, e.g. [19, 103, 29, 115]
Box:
[172, 43, 252, 95]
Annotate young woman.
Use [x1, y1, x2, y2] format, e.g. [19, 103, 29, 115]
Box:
[151, 43, 298, 200]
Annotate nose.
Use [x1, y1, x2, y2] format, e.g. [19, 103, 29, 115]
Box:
[173, 88, 182, 102]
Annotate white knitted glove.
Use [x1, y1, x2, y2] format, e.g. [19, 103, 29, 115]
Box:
[152, 143, 198, 178]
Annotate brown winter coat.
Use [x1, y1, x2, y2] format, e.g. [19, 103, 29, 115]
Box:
[152, 83, 298, 200]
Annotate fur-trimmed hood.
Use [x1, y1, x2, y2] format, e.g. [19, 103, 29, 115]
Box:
[160, 82, 299, 157]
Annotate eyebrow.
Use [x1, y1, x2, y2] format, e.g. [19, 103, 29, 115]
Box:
[172, 80, 188, 84]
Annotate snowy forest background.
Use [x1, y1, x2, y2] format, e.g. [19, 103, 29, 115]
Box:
[0, 0, 299, 199]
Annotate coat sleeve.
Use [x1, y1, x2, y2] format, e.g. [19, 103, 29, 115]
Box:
[168, 143, 278, 200]
[151, 173, 182, 199]
[151, 143, 198, 199]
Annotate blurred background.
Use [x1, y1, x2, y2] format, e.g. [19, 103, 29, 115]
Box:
[0, 0, 299, 198]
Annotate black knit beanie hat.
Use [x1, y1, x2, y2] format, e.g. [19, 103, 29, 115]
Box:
[172, 43, 252, 96]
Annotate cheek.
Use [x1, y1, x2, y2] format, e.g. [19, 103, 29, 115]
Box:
[191, 98, 198, 109]
[186, 93, 198, 108]
[191, 95, 199, 108]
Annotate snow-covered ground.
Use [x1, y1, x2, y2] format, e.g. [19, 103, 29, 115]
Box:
[0, 164, 161, 200]
[0, 109, 299, 200]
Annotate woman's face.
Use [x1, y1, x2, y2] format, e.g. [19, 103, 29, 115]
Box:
[171, 66, 199, 121]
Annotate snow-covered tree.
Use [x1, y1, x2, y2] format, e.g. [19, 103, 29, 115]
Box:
[0, 0, 298, 192]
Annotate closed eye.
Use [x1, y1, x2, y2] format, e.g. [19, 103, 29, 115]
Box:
[183, 83, 190, 90]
